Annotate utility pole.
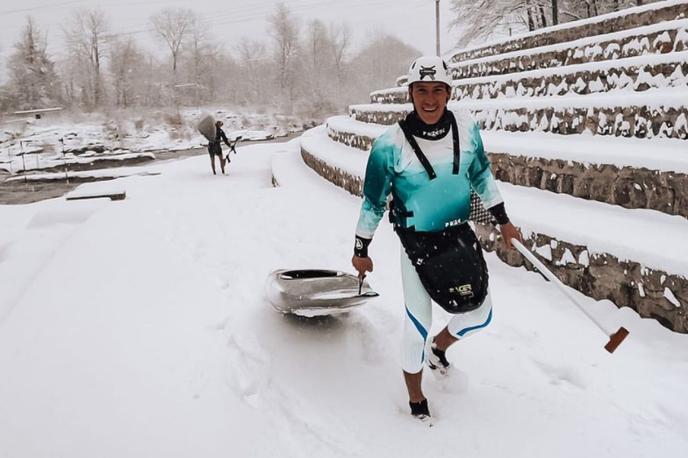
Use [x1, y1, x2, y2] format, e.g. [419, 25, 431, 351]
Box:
[435, 0, 441, 56]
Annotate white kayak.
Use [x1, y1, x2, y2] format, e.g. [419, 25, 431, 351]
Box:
[265, 269, 379, 317]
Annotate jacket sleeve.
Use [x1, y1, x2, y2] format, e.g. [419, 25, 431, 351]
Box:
[467, 121, 504, 210]
[220, 129, 231, 147]
[355, 137, 395, 240]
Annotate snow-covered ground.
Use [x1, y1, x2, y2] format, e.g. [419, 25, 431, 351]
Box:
[0, 140, 686, 457]
[0, 108, 306, 174]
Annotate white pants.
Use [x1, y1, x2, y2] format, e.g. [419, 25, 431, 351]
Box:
[400, 247, 493, 374]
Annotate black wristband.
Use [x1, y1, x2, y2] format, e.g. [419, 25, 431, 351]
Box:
[354, 236, 372, 258]
[488, 203, 510, 225]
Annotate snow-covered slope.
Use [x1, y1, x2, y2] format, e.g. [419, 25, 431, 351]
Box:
[2, 140, 686, 457]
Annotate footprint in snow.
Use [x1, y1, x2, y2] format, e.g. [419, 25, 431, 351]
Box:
[531, 359, 587, 390]
[224, 332, 271, 408]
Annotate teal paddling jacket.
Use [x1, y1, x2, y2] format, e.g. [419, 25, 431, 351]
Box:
[355, 110, 503, 238]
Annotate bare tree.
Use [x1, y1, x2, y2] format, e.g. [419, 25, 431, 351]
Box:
[64, 9, 108, 108]
[268, 2, 301, 108]
[236, 38, 268, 104]
[306, 20, 328, 74]
[449, 0, 538, 47]
[328, 22, 351, 84]
[150, 8, 196, 76]
[109, 37, 146, 107]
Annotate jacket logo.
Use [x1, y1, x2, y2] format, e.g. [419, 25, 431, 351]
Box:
[419, 65, 437, 80]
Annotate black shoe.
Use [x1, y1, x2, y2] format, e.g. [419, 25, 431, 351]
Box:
[409, 399, 431, 421]
[427, 344, 450, 375]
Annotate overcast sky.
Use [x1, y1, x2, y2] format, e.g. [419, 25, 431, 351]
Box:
[0, 0, 458, 80]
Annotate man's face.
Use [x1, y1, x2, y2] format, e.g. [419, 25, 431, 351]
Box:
[409, 82, 451, 125]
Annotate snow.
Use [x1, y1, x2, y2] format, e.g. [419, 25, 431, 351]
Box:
[303, 125, 368, 177]
[0, 109, 303, 175]
[502, 182, 688, 278]
[354, 87, 688, 114]
[325, 115, 688, 174]
[376, 50, 688, 101]
[534, 243, 553, 261]
[6, 166, 162, 182]
[556, 248, 578, 267]
[664, 287, 681, 308]
[0, 139, 687, 457]
[64, 182, 127, 201]
[445, 1, 688, 59]
[446, 18, 688, 72]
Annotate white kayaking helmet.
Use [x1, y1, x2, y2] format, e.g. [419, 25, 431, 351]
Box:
[407, 55, 453, 87]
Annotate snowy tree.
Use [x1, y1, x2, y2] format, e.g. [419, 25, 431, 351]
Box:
[349, 34, 420, 101]
[150, 8, 196, 77]
[328, 22, 351, 84]
[5, 17, 60, 110]
[64, 9, 109, 108]
[235, 38, 270, 105]
[449, 0, 662, 47]
[108, 37, 147, 108]
[268, 2, 301, 110]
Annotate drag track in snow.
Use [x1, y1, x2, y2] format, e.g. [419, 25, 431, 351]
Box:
[0, 140, 686, 458]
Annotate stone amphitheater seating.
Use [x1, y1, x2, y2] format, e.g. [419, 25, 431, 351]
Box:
[284, 0, 688, 333]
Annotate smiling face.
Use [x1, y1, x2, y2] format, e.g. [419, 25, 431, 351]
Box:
[409, 82, 451, 125]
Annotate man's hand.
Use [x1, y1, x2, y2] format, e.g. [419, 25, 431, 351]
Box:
[499, 222, 523, 249]
[352, 255, 373, 279]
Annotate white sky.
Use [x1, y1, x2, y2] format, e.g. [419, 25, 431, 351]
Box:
[0, 0, 458, 81]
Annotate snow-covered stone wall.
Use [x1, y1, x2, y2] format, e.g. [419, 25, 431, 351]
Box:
[490, 154, 688, 218]
[450, 20, 688, 79]
[350, 104, 688, 140]
[449, 0, 688, 63]
[474, 224, 687, 333]
[373, 53, 688, 103]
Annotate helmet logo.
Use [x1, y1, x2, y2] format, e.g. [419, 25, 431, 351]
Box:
[419, 65, 437, 81]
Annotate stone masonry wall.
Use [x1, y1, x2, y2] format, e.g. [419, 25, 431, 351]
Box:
[474, 223, 687, 333]
[298, 143, 688, 333]
[327, 127, 688, 218]
[452, 25, 688, 78]
[371, 59, 688, 104]
[450, 2, 688, 62]
[491, 154, 688, 219]
[350, 106, 688, 140]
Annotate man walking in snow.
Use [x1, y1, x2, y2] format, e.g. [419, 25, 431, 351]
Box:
[208, 120, 232, 175]
[351, 55, 522, 422]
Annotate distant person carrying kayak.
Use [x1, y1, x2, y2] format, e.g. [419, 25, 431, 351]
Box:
[351, 55, 523, 423]
[208, 120, 232, 175]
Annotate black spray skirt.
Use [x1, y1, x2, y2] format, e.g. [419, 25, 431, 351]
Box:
[395, 223, 489, 314]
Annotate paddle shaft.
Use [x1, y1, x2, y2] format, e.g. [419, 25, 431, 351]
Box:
[511, 239, 629, 353]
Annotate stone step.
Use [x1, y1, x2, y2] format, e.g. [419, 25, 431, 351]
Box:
[392, 19, 688, 86]
[351, 89, 688, 140]
[450, 19, 688, 81]
[447, 0, 688, 63]
[298, 125, 688, 332]
[373, 51, 688, 104]
[325, 115, 688, 218]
